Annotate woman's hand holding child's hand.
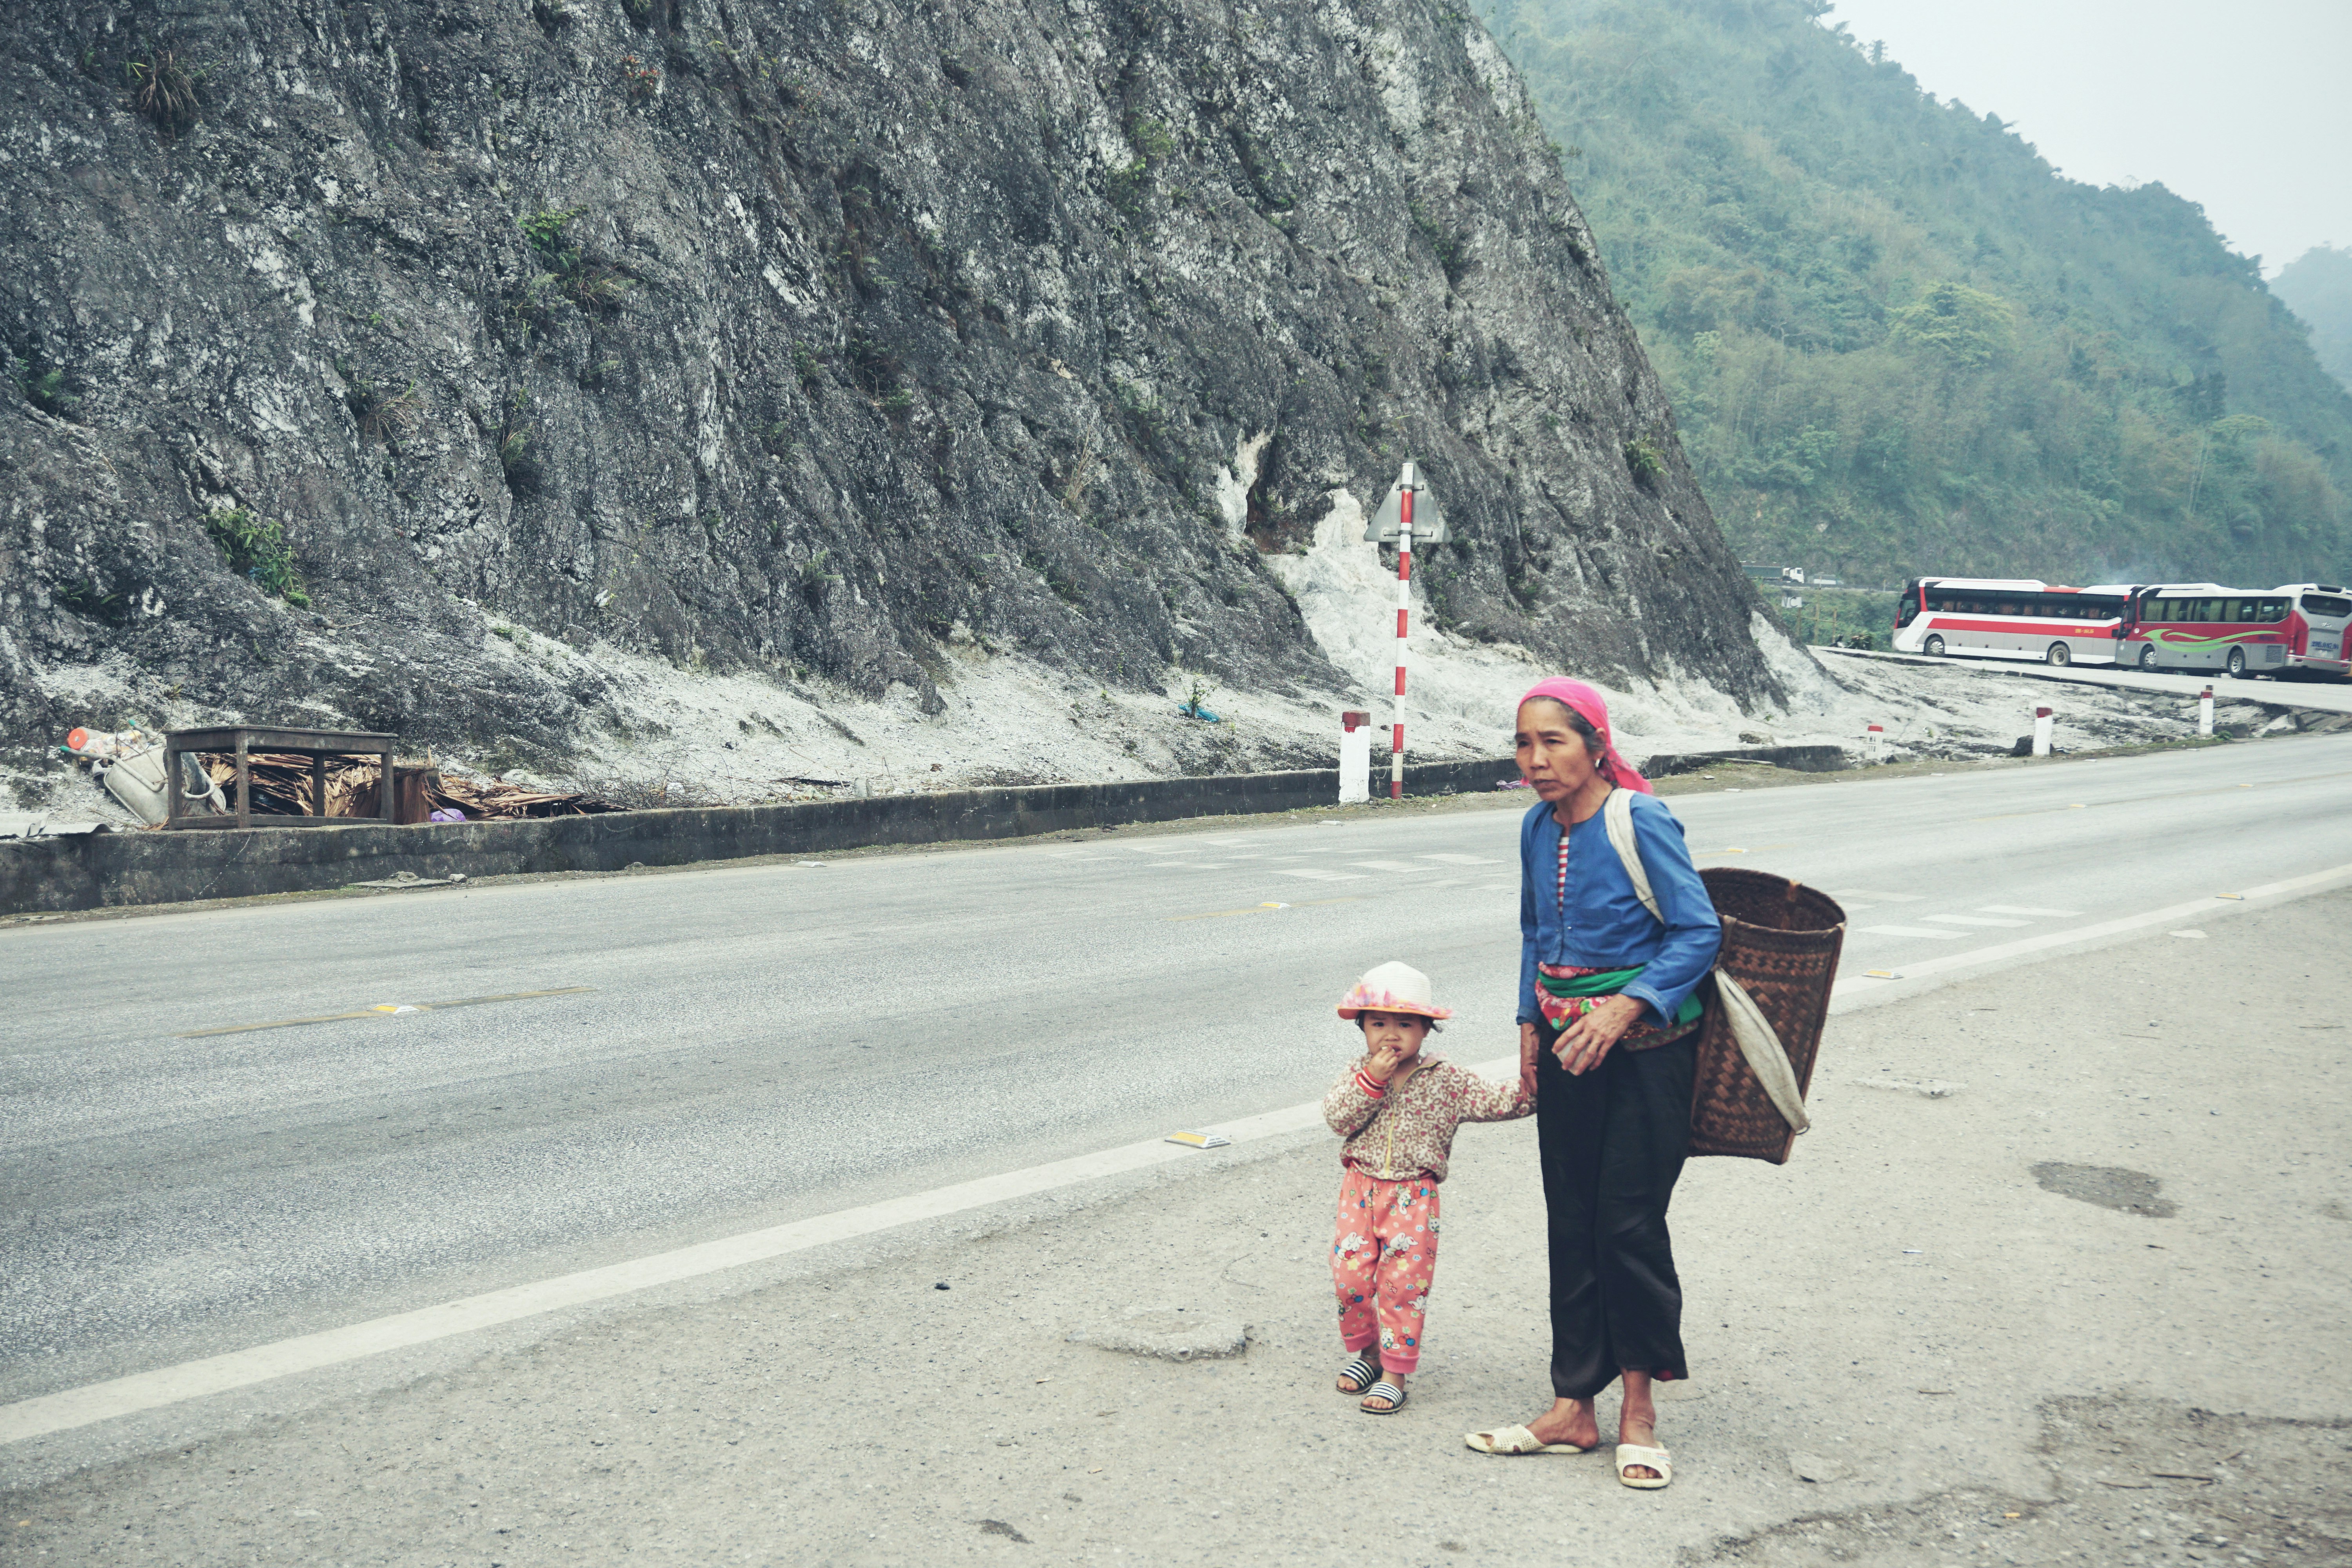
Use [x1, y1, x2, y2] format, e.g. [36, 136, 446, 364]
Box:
[1553, 994, 1646, 1075]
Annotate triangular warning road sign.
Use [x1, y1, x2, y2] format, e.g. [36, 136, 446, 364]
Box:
[1363, 461, 1448, 544]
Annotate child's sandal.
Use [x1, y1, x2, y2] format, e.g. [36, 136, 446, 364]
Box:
[1359, 1381, 1409, 1415]
[1335, 1354, 1380, 1396]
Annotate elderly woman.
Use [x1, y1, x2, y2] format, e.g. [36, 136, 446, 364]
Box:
[1465, 679, 1721, 1490]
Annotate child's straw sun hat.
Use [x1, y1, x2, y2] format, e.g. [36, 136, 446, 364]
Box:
[1336, 961, 1454, 1021]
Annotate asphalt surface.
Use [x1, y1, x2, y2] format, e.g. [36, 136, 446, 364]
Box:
[4, 733, 2350, 1431]
[4, 873, 2345, 1566]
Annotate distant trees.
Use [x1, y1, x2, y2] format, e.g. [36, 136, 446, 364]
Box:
[2274, 245, 2352, 393]
[1887, 283, 2013, 369]
[1479, 0, 2352, 588]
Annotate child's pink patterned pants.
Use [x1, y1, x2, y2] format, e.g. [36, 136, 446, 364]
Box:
[1331, 1165, 1440, 1375]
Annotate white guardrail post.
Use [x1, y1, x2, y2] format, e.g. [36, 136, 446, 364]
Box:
[2031, 705, 2053, 758]
[1866, 722, 1884, 762]
[1339, 710, 1372, 803]
[2198, 686, 2214, 737]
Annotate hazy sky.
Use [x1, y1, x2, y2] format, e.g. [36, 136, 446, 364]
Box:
[1824, 0, 2351, 276]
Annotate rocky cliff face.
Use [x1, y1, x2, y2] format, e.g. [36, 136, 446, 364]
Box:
[1, 0, 1784, 780]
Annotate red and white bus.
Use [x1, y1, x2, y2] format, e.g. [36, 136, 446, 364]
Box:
[1891, 577, 2135, 666]
[2120, 583, 2352, 680]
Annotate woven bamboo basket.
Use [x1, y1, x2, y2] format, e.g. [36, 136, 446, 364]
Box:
[1689, 868, 1846, 1163]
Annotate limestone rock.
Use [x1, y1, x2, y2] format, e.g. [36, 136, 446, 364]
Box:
[1, 0, 1784, 763]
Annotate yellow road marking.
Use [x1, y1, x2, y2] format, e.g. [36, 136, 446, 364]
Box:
[178, 987, 596, 1039]
[1167, 896, 1363, 922]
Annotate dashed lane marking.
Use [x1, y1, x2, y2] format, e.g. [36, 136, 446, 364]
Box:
[1965, 770, 2344, 823]
[1978, 904, 2081, 916]
[1920, 915, 2031, 928]
[1837, 860, 2352, 999]
[176, 987, 596, 1040]
[1855, 925, 1964, 940]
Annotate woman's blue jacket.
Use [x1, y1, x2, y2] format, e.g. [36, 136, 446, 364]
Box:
[1517, 791, 1723, 1028]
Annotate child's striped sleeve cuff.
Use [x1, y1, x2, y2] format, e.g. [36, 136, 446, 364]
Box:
[1353, 1069, 1387, 1098]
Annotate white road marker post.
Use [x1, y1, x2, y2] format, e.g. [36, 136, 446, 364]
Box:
[1361, 461, 1448, 802]
[2198, 686, 2214, 737]
[1339, 710, 1372, 803]
[1866, 722, 1884, 763]
[2031, 705, 2053, 758]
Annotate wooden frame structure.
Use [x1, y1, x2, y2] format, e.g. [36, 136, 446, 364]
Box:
[163, 728, 398, 831]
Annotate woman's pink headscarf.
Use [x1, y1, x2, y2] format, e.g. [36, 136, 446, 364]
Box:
[1517, 678, 1654, 794]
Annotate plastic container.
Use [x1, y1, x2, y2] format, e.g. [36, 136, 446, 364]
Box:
[62, 726, 148, 760]
[100, 746, 172, 826]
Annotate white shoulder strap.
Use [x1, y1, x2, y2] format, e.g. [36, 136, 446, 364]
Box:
[1714, 972, 1811, 1134]
[1601, 788, 1808, 1134]
[1602, 788, 1663, 924]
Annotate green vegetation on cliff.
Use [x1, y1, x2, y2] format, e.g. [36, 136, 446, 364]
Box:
[1479, 0, 2352, 589]
[2275, 246, 2352, 395]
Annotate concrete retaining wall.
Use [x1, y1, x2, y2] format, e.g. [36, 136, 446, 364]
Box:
[0, 755, 1523, 917]
[1641, 744, 1849, 777]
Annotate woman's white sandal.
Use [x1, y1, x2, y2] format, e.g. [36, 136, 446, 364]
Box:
[1463, 1425, 1595, 1455]
[1616, 1443, 1673, 1489]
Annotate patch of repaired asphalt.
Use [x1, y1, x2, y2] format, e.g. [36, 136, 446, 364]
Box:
[2031, 1162, 2179, 1218]
[1690, 1395, 2351, 1565]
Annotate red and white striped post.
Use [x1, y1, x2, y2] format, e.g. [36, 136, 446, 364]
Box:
[1363, 460, 1444, 800]
[1390, 470, 1415, 799]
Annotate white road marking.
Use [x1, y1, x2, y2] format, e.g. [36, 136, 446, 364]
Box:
[1419, 854, 1503, 865]
[15, 859, 2348, 1449]
[1835, 861, 2352, 1000]
[1920, 915, 2031, 928]
[1977, 904, 2081, 917]
[0, 1085, 1370, 1449]
[1855, 925, 1964, 939]
[1830, 890, 1924, 902]
[1273, 869, 1366, 882]
[1347, 860, 1427, 873]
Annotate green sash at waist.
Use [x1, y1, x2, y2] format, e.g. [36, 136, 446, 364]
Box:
[1537, 964, 1704, 1026]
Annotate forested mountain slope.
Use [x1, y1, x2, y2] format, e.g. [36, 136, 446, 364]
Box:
[2276, 247, 2352, 396]
[1479, 0, 2352, 589]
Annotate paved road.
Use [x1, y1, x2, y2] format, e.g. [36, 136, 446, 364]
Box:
[5, 733, 2350, 1419]
[1818, 644, 2352, 715]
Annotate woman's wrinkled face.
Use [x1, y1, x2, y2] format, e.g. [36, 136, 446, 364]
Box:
[1516, 698, 1599, 802]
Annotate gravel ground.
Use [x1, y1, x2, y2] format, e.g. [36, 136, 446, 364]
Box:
[1696, 1394, 2352, 1566]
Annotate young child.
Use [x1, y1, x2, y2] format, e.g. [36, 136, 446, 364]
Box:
[1322, 961, 1533, 1415]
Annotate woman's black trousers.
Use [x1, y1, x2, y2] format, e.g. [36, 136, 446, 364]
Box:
[1534, 1018, 1695, 1400]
